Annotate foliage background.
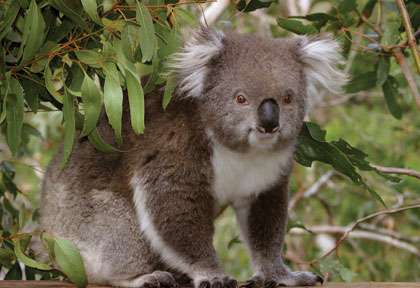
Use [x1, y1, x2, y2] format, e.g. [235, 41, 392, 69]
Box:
[0, 0, 420, 286]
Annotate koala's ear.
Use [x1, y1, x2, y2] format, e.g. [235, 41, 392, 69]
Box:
[167, 27, 225, 99]
[297, 35, 348, 107]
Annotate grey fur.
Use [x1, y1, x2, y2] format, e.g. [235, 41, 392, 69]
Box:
[40, 28, 346, 287]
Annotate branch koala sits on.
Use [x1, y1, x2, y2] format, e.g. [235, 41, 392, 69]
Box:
[40, 28, 347, 288]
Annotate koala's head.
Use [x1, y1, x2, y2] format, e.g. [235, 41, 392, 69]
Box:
[169, 28, 347, 152]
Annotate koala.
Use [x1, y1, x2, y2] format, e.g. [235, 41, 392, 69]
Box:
[40, 28, 347, 288]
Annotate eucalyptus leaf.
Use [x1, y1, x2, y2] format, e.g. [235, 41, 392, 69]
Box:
[376, 56, 390, 86]
[277, 18, 318, 35]
[54, 238, 87, 288]
[382, 76, 402, 119]
[6, 76, 24, 156]
[236, 0, 274, 12]
[81, 0, 101, 25]
[125, 69, 145, 134]
[345, 71, 377, 93]
[163, 77, 176, 110]
[104, 63, 123, 144]
[80, 73, 103, 137]
[21, 0, 46, 63]
[14, 236, 52, 270]
[87, 128, 120, 153]
[61, 88, 76, 167]
[44, 60, 64, 103]
[48, 0, 89, 30]
[75, 50, 102, 68]
[136, 1, 157, 63]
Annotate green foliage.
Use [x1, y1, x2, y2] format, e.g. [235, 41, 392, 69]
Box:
[0, 0, 419, 285]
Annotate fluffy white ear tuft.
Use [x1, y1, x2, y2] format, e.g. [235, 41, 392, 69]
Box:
[298, 36, 349, 108]
[167, 27, 224, 98]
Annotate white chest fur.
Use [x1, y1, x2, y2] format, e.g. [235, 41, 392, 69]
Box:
[210, 143, 293, 205]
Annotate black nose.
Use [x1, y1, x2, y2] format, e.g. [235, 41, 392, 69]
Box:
[257, 99, 279, 134]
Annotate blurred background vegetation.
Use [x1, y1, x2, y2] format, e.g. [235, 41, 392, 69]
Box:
[0, 0, 420, 286]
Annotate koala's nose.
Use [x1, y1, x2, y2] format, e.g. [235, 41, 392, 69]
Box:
[257, 99, 279, 134]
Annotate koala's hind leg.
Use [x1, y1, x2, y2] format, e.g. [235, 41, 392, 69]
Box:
[131, 174, 237, 288]
[111, 271, 179, 288]
[234, 178, 322, 287]
[40, 180, 163, 286]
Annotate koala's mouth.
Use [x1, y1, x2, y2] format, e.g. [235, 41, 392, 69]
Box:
[254, 129, 278, 140]
[247, 128, 279, 149]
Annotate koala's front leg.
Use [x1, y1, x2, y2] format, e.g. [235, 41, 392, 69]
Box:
[132, 175, 237, 288]
[234, 178, 322, 287]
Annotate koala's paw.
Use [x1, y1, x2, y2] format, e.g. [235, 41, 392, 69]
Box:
[240, 271, 323, 288]
[196, 275, 238, 288]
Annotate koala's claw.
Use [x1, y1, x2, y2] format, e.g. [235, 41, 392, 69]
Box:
[241, 271, 323, 288]
[239, 276, 263, 288]
[197, 276, 238, 288]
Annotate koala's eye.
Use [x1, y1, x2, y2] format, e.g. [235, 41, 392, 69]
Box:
[235, 94, 249, 105]
[283, 89, 294, 105]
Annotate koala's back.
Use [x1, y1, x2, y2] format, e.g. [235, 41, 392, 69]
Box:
[40, 90, 207, 283]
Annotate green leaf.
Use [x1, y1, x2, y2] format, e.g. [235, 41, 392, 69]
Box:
[296, 123, 387, 207]
[0, 2, 20, 42]
[21, 0, 46, 63]
[80, 73, 103, 137]
[75, 50, 103, 68]
[81, 0, 101, 25]
[103, 0, 115, 12]
[14, 236, 52, 270]
[44, 60, 64, 103]
[54, 238, 87, 288]
[276, 17, 318, 35]
[305, 122, 327, 141]
[289, 13, 337, 30]
[0, 248, 16, 267]
[41, 232, 56, 261]
[382, 76, 402, 119]
[163, 76, 176, 110]
[48, 0, 88, 30]
[345, 71, 377, 93]
[6, 76, 24, 156]
[296, 123, 363, 184]
[121, 23, 141, 62]
[362, 0, 377, 19]
[236, 0, 273, 12]
[4, 262, 22, 280]
[87, 128, 120, 153]
[376, 56, 390, 86]
[382, 13, 401, 46]
[136, 1, 157, 63]
[338, 0, 357, 13]
[61, 88, 76, 167]
[125, 69, 145, 134]
[104, 63, 123, 144]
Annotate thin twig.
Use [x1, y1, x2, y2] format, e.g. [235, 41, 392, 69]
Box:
[290, 225, 420, 257]
[395, 0, 420, 74]
[310, 203, 420, 263]
[372, 164, 420, 180]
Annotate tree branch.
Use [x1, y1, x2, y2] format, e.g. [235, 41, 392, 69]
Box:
[199, 0, 230, 26]
[372, 164, 420, 180]
[289, 225, 420, 257]
[392, 48, 420, 109]
[310, 203, 420, 263]
[395, 0, 420, 74]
